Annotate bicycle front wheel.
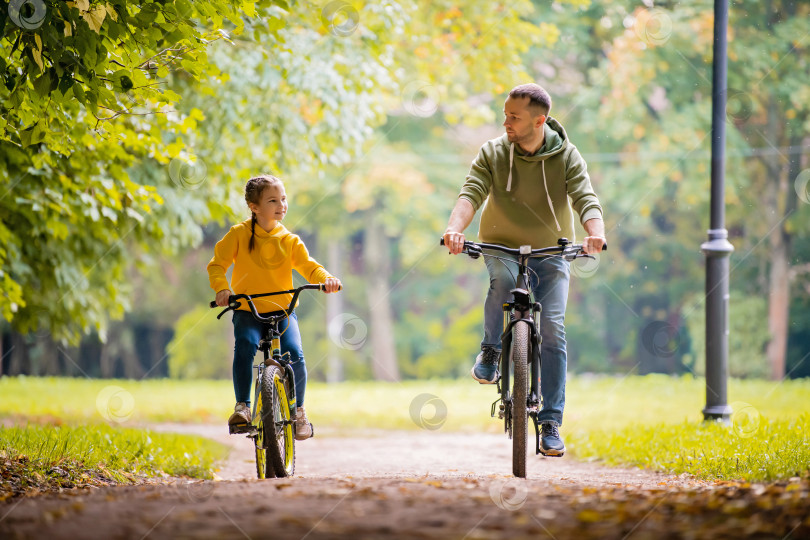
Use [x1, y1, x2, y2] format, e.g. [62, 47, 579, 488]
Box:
[511, 320, 529, 478]
[253, 377, 273, 479]
[261, 365, 295, 477]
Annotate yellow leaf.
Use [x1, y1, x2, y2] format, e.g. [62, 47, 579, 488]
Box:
[32, 47, 44, 72]
[166, 141, 184, 158]
[83, 6, 107, 33]
[242, 2, 256, 17]
[35, 34, 42, 51]
[577, 509, 602, 523]
[64, 22, 73, 37]
[76, 0, 90, 11]
[105, 3, 118, 21]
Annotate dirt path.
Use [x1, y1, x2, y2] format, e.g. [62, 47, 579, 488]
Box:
[1, 425, 807, 539]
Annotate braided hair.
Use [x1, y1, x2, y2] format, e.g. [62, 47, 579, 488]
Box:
[245, 174, 282, 252]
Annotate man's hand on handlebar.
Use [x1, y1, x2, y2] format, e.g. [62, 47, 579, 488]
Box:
[215, 289, 232, 307]
[443, 230, 466, 255]
[323, 277, 342, 293]
[581, 236, 607, 255]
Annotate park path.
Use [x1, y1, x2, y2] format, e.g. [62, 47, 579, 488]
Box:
[1, 425, 806, 539]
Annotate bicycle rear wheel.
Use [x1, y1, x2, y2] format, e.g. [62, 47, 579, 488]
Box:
[261, 365, 295, 477]
[511, 320, 529, 478]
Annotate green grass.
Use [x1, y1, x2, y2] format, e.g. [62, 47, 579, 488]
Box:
[0, 423, 228, 499]
[0, 423, 226, 479]
[1, 374, 809, 482]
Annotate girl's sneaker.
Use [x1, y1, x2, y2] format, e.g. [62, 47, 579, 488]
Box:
[228, 402, 251, 426]
[294, 407, 314, 440]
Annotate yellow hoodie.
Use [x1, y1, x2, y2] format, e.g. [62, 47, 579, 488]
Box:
[207, 220, 332, 313]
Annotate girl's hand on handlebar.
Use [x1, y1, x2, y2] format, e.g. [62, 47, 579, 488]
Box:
[443, 230, 466, 255]
[582, 236, 606, 254]
[215, 289, 232, 307]
[323, 277, 342, 293]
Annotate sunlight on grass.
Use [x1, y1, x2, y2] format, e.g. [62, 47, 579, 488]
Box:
[0, 423, 228, 484]
[1, 374, 808, 481]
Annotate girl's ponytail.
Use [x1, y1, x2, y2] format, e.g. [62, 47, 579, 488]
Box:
[249, 213, 257, 252]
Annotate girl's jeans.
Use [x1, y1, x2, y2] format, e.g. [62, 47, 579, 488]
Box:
[482, 254, 570, 427]
[232, 310, 307, 409]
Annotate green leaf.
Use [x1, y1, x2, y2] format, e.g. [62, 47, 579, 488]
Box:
[33, 72, 52, 97]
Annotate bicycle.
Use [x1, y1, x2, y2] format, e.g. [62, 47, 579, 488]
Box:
[210, 283, 334, 479]
[441, 237, 605, 477]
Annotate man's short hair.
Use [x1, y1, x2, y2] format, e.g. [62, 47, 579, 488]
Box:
[509, 84, 552, 116]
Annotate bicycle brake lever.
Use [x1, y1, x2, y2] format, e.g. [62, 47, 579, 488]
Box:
[466, 245, 483, 259]
[216, 300, 242, 320]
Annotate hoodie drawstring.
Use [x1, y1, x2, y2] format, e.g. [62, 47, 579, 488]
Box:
[506, 142, 515, 192]
[542, 160, 562, 232]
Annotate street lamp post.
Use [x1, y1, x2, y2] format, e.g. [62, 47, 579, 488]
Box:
[701, 0, 734, 421]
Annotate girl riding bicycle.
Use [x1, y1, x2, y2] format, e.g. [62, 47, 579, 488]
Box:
[207, 174, 341, 439]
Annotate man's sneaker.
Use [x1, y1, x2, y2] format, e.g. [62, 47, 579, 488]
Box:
[471, 347, 500, 384]
[228, 402, 251, 427]
[539, 423, 565, 457]
[294, 407, 314, 441]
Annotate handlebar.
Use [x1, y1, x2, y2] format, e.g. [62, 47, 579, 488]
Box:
[210, 283, 340, 320]
[440, 237, 606, 261]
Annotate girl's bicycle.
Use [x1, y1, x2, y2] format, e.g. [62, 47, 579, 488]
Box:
[210, 283, 332, 479]
[442, 237, 604, 477]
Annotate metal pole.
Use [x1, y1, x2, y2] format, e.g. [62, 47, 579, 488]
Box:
[701, 0, 733, 421]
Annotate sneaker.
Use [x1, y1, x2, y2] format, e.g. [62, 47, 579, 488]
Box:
[228, 402, 251, 426]
[471, 346, 500, 384]
[294, 407, 314, 440]
[539, 423, 565, 457]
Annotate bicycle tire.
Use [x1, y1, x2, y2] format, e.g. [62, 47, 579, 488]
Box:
[511, 320, 529, 478]
[261, 365, 295, 477]
[253, 377, 273, 479]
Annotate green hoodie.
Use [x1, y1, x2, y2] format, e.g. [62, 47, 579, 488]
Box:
[459, 117, 603, 249]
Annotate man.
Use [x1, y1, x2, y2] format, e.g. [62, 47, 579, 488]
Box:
[443, 83, 605, 456]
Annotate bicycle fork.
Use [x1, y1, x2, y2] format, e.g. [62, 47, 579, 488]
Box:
[493, 298, 543, 449]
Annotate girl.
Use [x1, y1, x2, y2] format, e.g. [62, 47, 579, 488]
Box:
[207, 174, 341, 440]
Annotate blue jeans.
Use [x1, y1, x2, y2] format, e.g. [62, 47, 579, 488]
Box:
[482, 254, 570, 427]
[232, 310, 307, 409]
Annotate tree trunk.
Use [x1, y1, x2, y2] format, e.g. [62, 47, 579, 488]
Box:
[767, 129, 804, 379]
[363, 215, 400, 381]
[99, 336, 114, 378]
[762, 100, 799, 380]
[9, 332, 26, 375]
[326, 240, 344, 383]
[766, 237, 789, 379]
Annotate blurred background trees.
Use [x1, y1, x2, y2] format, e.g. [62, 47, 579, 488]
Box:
[1, 0, 808, 381]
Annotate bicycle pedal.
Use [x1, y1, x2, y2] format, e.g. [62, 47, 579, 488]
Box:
[228, 423, 251, 434]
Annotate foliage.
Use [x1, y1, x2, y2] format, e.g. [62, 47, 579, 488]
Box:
[0, 0, 277, 341]
[528, 0, 810, 374]
[0, 423, 228, 499]
[683, 293, 772, 378]
[166, 304, 232, 380]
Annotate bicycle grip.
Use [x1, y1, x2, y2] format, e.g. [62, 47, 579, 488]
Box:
[320, 283, 343, 292]
[209, 300, 218, 308]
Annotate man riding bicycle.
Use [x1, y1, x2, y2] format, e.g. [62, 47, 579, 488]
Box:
[442, 83, 606, 457]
